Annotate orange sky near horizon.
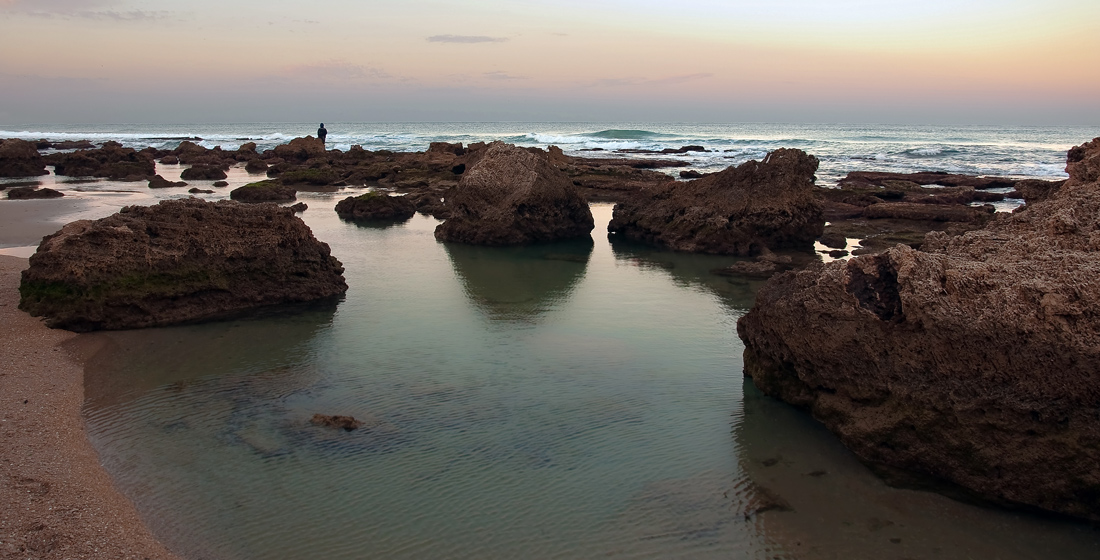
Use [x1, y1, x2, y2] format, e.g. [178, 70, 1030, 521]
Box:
[1, 0, 1097, 123]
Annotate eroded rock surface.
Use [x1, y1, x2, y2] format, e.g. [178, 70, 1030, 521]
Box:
[0, 139, 48, 178]
[434, 142, 594, 245]
[335, 192, 416, 222]
[19, 198, 347, 331]
[736, 138, 1100, 521]
[608, 148, 823, 255]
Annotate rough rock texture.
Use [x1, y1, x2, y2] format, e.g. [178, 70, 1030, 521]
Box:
[8, 187, 64, 199]
[0, 139, 48, 178]
[608, 148, 824, 255]
[273, 136, 325, 161]
[47, 141, 155, 180]
[310, 414, 363, 431]
[180, 165, 228, 181]
[335, 192, 416, 222]
[736, 138, 1100, 521]
[434, 142, 594, 245]
[148, 175, 186, 189]
[229, 180, 297, 203]
[19, 199, 347, 331]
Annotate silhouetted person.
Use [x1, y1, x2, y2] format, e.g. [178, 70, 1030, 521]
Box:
[317, 123, 328, 144]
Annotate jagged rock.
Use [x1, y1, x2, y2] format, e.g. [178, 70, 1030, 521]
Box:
[736, 137, 1100, 522]
[0, 139, 48, 178]
[289, 202, 307, 213]
[180, 165, 228, 181]
[7, 187, 63, 199]
[273, 136, 325, 161]
[1011, 179, 1066, 204]
[19, 198, 347, 331]
[428, 142, 465, 155]
[608, 148, 824, 255]
[310, 414, 363, 431]
[434, 142, 594, 245]
[335, 192, 416, 222]
[230, 180, 296, 203]
[47, 141, 155, 179]
[245, 159, 269, 173]
[148, 175, 187, 189]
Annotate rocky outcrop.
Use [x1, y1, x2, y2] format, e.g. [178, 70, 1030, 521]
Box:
[608, 148, 824, 256]
[0, 139, 48, 178]
[46, 141, 155, 180]
[273, 136, 325, 161]
[180, 165, 228, 181]
[245, 159, 269, 173]
[736, 138, 1100, 521]
[229, 180, 297, 203]
[18, 198, 347, 331]
[434, 142, 594, 245]
[148, 175, 186, 189]
[7, 187, 63, 199]
[310, 414, 363, 431]
[335, 192, 416, 222]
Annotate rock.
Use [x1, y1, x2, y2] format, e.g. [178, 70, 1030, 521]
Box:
[160, 155, 180, 164]
[278, 168, 338, 186]
[608, 148, 824, 256]
[148, 175, 187, 189]
[735, 137, 1100, 522]
[335, 192, 416, 222]
[245, 159, 269, 173]
[0, 139, 49, 178]
[180, 165, 228, 181]
[7, 187, 63, 199]
[428, 142, 465, 155]
[861, 202, 993, 223]
[678, 170, 705, 179]
[1012, 179, 1066, 205]
[188, 188, 214, 194]
[827, 249, 848, 258]
[273, 137, 326, 161]
[230, 180, 297, 203]
[19, 198, 347, 331]
[434, 142, 594, 245]
[310, 414, 363, 431]
[47, 142, 155, 179]
[213, 181, 229, 188]
[818, 232, 848, 249]
[289, 202, 307, 213]
[51, 140, 95, 150]
[839, 171, 1017, 190]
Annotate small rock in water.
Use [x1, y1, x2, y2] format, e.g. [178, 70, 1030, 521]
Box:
[310, 414, 363, 431]
[213, 180, 229, 187]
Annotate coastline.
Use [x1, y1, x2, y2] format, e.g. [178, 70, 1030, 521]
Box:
[0, 255, 179, 559]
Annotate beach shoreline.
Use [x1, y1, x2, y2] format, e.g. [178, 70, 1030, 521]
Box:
[0, 254, 179, 559]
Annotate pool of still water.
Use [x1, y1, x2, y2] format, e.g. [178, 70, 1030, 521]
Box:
[81, 202, 1100, 560]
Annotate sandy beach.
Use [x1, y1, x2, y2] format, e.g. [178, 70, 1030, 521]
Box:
[0, 254, 179, 559]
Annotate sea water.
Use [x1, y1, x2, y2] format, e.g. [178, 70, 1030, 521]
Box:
[3, 123, 1099, 558]
[2, 122, 1096, 186]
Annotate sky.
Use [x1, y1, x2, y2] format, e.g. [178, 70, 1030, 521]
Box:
[1, 0, 1098, 124]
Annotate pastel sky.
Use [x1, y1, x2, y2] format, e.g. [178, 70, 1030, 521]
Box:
[1, 0, 1098, 124]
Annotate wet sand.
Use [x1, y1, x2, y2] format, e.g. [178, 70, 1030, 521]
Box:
[0, 254, 179, 559]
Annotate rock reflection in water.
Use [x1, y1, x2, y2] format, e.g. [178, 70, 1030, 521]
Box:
[607, 234, 764, 312]
[443, 238, 593, 321]
[733, 379, 1100, 559]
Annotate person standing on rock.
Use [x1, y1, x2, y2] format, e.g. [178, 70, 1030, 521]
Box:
[317, 123, 328, 144]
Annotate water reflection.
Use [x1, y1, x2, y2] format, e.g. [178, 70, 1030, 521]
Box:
[607, 234, 763, 312]
[443, 238, 593, 322]
[732, 379, 1100, 559]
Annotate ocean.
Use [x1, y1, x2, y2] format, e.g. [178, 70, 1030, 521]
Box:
[2, 122, 1095, 186]
[4, 122, 1100, 559]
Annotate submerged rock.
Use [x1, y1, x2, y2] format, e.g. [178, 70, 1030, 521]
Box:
[19, 198, 347, 331]
[608, 148, 823, 256]
[736, 137, 1100, 521]
[335, 192, 416, 222]
[434, 142, 594, 245]
[310, 414, 363, 431]
[0, 139, 48, 178]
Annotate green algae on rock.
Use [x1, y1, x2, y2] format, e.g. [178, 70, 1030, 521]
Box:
[19, 198, 347, 331]
[230, 180, 297, 203]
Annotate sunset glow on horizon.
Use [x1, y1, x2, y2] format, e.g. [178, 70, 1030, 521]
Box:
[1, 0, 1098, 124]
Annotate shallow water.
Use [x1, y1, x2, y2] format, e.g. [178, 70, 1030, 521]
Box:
[80, 201, 1100, 559]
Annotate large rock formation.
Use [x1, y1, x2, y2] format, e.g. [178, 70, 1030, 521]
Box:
[608, 148, 823, 255]
[434, 142, 594, 245]
[0, 139, 48, 178]
[19, 198, 347, 331]
[46, 141, 155, 180]
[736, 138, 1100, 521]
